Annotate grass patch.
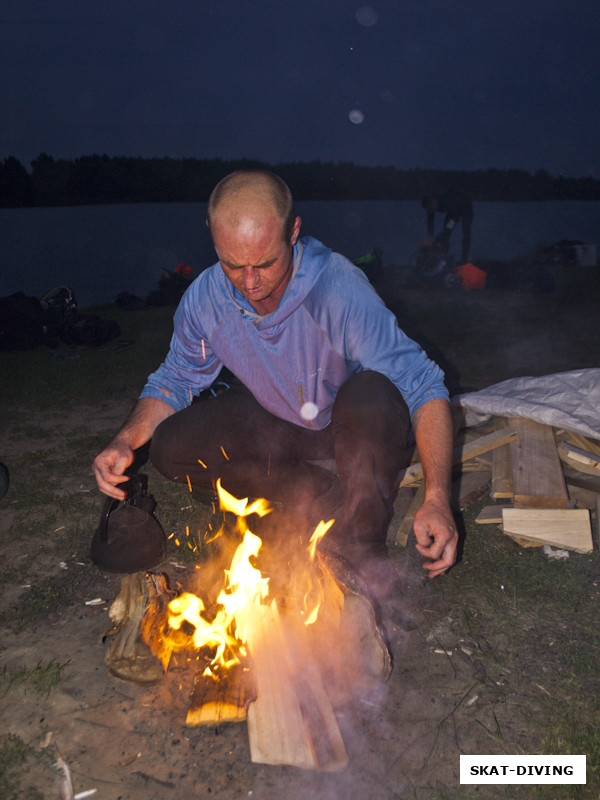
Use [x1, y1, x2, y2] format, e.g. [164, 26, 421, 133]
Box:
[0, 735, 47, 800]
[2, 476, 62, 511]
[6, 563, 100, 631]
[438, 500, 600, 799]
[1, 660, 71, 697]
[0, 304, 174, 410]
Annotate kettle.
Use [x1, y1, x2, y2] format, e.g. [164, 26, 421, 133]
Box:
[91, 474, 167, 573]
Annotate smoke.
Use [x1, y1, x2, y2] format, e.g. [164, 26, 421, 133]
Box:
[180, 489, 432, 795]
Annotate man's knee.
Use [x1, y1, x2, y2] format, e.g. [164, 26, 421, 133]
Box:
[333, 371, 410, 429]
[148, 415, 180, 481]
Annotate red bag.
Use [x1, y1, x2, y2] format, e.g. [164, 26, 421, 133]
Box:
[454, 262, 487, 290]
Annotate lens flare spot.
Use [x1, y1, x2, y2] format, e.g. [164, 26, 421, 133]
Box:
[300, 401, 318, 421]
[349, 109, 364, 125]
[356, 5, 378, 26]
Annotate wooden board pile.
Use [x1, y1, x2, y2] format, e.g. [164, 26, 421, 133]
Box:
[388, 414, 598, 553]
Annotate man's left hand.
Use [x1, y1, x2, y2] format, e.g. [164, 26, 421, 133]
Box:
[413, 498, 458, 578]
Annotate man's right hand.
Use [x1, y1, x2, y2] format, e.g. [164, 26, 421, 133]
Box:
[91, 396, 175, 498]
[92, 440, 135, 499]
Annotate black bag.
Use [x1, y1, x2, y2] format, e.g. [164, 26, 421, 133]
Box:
[0, 292, 44, 351]
[41, 286, 121, 347]
[60, 314, 121, 347]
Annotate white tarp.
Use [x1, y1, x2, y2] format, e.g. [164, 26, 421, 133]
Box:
[452, 369, 600, 439]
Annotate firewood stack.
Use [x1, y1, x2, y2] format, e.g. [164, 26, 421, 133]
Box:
[389, 413, 597, 553]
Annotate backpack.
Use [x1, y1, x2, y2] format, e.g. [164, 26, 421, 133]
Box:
[0, 292, 45, 351]
[59, 314, 121, 347]
[41, 286, 121, 347]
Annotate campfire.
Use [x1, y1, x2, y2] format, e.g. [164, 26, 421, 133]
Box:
[104, 480, 391, 771]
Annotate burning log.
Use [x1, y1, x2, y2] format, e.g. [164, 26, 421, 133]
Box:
[311, 551, 392, 694]
[186, 661, 255, 726]
[138, 572, 178, 671]
[105, 572, 173, 685]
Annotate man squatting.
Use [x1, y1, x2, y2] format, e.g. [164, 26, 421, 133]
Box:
[92, 171, 458, 582]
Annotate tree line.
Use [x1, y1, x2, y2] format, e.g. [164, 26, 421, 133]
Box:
[1, 153, 599, 208]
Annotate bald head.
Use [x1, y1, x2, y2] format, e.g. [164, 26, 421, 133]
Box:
[207, 170, 296, 242]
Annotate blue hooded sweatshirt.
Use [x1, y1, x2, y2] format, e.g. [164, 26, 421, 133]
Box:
[140, 236, 448, 429]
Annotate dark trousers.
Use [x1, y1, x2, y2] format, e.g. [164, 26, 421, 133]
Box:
[150, 371, 412, 549]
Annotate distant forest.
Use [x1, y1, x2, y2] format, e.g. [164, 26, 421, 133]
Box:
[1, 153, 599, 208]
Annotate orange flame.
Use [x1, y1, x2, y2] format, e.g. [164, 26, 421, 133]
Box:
[166, 479, 271, 670]
[165, 480, 333, 670]
[303, 519, 334, 625]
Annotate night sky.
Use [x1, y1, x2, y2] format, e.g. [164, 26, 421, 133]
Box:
[2, 0, 599, 177]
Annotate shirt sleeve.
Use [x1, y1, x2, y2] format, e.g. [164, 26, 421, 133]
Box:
[329, 263, 449, 417]
[139, 289, 223, 412]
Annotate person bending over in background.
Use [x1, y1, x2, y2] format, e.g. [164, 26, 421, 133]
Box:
[422, 189, 474, 265]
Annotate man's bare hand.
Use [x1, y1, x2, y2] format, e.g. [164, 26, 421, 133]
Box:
[91, 397, 175, 499]
[92, 440, 135, 499]
[413, 498, 458, 578]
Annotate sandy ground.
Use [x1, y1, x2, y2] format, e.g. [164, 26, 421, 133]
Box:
[0, 405, 540, 800]
[1, 544, 533, 800]
[1, 274, 599, 800]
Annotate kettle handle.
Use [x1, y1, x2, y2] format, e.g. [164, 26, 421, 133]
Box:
[97, 495, 120, 543]
[96, 475, 153, 544]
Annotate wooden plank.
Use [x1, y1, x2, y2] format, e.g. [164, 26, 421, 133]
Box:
[461, 455, 493, 473]
[562, 466, 600, 494]
[245, 601, 317, 768]
[562, 430, 600, 460]
[452, 470, 492, 511]
[502, 508, 593, 553]
[399, 427, 518, 487]
[509, 418, 568, 508]
[244, 600, 347, 770]
[394, 483, 425, 547]
[455, 425, 495, 447]
[186, 662, 254, 726]
[566, 484, 599, 511]
[558, 441, 600, 478]
[504, 533, 544, 548]
[386, 487, 415, 547]
[492, 417, 514, 499]
[492, 445, 513, 498]
[280, 614, 348, 772]
[476, 505, 510, 524]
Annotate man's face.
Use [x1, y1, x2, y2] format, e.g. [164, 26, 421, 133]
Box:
[212, 210, 301, 315]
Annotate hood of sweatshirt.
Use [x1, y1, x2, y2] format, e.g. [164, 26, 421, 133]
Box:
[219, 236, 332, 330]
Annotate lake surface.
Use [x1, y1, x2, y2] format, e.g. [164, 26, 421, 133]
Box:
[0, 200, 597, 307]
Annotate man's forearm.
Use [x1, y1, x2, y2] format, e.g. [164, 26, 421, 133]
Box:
[412, 398, 453, 502]
[112, 396, 176, 451]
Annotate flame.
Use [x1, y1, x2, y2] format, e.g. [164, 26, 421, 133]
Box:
[303, 519, 334, 625]
[215, 478, 272, 521]
[164, 479, 333, 671]
[308, 519, 334, 561]
[166, 479, 271, 670]
[168, 592, 239, 667]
